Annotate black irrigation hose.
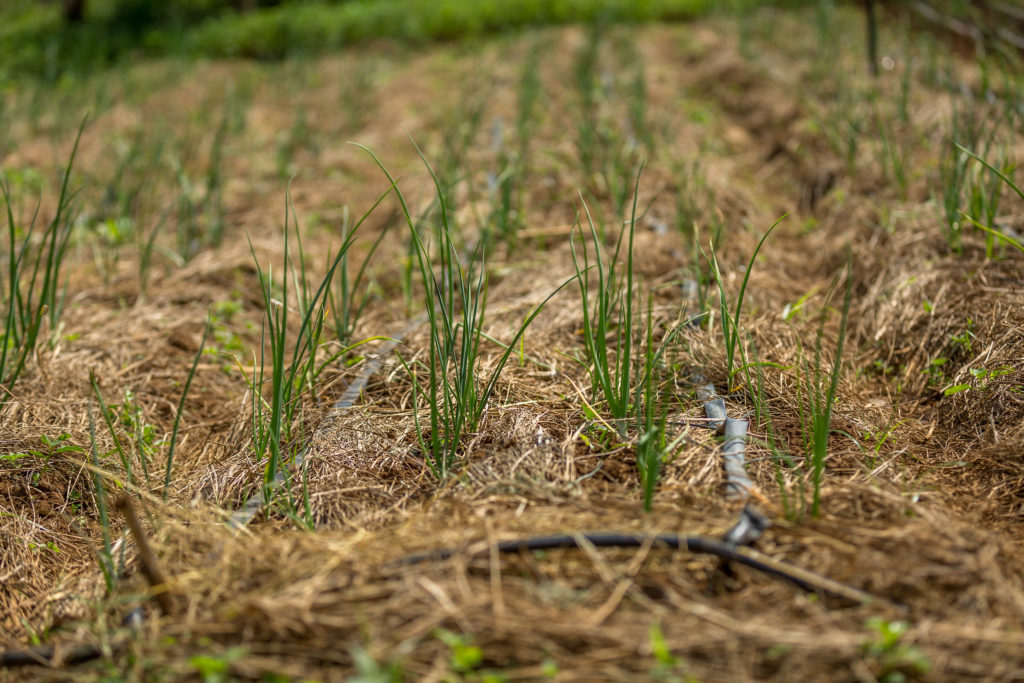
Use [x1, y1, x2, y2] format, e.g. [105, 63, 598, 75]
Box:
[0, 531, 890, 668]
[0, 644, 103, 668]
[398, 532, 885, 607]
[0, 608, 142, 668]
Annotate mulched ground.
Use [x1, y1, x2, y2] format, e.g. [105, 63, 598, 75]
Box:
[2, 7, 1024, 681]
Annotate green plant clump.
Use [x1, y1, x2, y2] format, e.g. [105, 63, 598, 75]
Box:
[361, 142, 572, 479]
[248, 183, 391, 517]
[0, 121, 83, 405]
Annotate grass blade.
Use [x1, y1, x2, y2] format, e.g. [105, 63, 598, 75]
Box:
[163, 315, 211, 500]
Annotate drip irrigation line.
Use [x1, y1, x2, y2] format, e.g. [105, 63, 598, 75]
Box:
[723, 502, 770, 546]
[695, 379, 726, 433]
[722, 417, 751, 501]
[396, 531, 885, 607]
[693, 374, 752, 502]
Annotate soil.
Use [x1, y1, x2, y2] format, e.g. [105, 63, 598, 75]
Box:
[2, 6, 1023, 681]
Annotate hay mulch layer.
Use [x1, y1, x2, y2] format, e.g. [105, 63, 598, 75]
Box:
[3, 8, 1024, 681]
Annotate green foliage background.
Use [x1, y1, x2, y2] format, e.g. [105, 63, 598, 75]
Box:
[0, 0, 734, 83]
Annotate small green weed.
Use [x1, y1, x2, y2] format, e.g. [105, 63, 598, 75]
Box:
[648, 622, 698, 682]
[949, 317, 975, 355]
[8, 432, 83, 464]
[434, 628, 484, 674]
[649, 622, 677, 669]
[349, 646, 405, 683]
[922, 357, 949, 388]
[944, 365, 1014, 397]
[189, 646, 248, 683]
[83, 215, 135, 285]
[862, 618, 930, 682]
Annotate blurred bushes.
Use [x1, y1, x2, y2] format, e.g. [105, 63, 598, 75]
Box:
[0, 0, 723, 82]
[0, 0, 290, 81]
[188, 0, 717, 59]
